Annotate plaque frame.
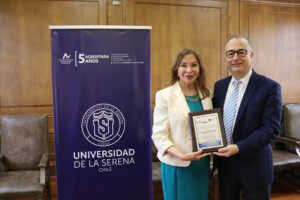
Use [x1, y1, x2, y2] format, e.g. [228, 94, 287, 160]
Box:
[188, 108, 227, 153]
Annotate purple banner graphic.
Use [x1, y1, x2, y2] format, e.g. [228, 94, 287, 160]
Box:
[50, 27, 152, 200]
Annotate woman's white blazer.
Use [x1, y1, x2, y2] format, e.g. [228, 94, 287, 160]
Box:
[152, 81, 213, 167]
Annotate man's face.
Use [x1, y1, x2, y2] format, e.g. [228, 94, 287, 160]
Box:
[225, 38, 254, 79]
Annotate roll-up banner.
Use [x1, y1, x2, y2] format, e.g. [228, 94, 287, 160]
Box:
[50, 25, 152, 200]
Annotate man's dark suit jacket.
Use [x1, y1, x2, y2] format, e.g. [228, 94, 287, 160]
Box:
[213, 70, 282, 189]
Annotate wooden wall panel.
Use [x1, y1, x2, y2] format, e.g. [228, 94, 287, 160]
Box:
[108, 0, 125, 24]
[228, 0, 240, 34]
[0, 0, 99, 109]
[241, 1, 300, 104]
[125, 0, 228, 107]
[0, 0, 104, 175]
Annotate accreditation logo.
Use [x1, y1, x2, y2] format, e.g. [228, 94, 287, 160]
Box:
[59, 53, 73, 64]
[81, 104, 126, 147]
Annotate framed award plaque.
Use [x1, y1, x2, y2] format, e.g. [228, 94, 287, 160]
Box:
[188, 108, 227, 153]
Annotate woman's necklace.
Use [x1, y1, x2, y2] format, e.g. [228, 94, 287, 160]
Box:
[185, 94, 200, 102]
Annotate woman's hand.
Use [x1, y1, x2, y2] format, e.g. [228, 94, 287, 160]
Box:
[165, 146, 211, 161]
[181, 150, 211, 161]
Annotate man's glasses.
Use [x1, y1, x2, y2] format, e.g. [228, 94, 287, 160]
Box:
[225, 49, 249, 58]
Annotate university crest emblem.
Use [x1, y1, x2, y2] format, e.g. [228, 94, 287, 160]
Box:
[81, 104, 125, 147]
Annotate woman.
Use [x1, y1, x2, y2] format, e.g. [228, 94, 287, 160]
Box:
[152, 48, 213, 200]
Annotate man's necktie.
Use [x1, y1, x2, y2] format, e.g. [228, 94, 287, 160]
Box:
[223, 80, 241, 145]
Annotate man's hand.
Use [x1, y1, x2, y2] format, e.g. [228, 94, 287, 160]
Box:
[213, 144, 239, 157]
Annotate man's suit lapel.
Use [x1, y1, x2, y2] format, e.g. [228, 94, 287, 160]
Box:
[172, 82, 190, 119]
[235, 71, 259, 126]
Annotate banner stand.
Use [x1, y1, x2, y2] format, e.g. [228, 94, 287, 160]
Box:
[50, 25, 152, 200]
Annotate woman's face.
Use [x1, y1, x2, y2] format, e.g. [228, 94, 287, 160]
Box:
[177, 54, 200, 86]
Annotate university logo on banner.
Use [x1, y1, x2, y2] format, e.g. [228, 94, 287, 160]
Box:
[81, 103, 125, 147]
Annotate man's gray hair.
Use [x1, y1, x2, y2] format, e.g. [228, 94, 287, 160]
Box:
[225, 35, 253, 51]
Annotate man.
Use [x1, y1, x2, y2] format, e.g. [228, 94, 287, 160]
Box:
[213, 35, 282, 200]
